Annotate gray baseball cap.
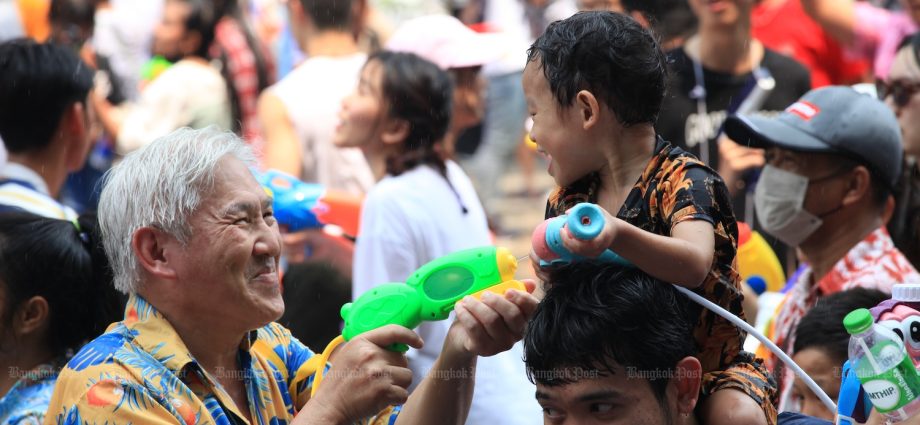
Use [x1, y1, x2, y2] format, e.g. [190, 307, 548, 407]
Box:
[724, 85, 903, 188]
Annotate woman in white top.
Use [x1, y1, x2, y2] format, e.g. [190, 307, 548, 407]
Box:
[335, 51, 541, 424]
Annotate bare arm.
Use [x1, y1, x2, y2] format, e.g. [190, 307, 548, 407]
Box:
[258, 91, 303, 176]
[395, 286, 539, 425]
[562, 214, 714, 288]
[801, 0, 857, 46]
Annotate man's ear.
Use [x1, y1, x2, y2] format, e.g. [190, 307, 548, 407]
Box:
[60, 102, 87, 146]
[132, 227, 179, 281]
[381, 118, 410, 146]
[14, 296, 50, 337]
[671, 356, 702, 417]
[575, 90, 601, 130]
[842, 165, 873, 207]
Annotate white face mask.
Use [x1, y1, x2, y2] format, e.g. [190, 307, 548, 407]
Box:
[754, 165, 823, 247]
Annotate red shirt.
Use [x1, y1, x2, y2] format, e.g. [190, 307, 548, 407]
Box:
[753, 0, 868, 87]
[766, 227, 920, 410]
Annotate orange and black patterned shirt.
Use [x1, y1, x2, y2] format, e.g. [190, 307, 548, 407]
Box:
[545, 137, 746, 374]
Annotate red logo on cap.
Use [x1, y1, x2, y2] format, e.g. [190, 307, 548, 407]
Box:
[786, 101, 820, 121]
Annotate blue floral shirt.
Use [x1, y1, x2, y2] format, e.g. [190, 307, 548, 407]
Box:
[44, 294, 400, 425]
[0, 363, 60, 424]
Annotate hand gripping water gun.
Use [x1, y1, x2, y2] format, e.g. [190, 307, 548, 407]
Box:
[531, 203, 630, 267]
[530, 202, 838, 415]
[257, 169, 363, 236]
[307, 246, 527, 396]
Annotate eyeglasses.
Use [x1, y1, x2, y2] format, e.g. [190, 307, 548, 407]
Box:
[877, 78, 920, 108]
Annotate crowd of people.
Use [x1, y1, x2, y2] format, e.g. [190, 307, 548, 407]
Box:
[2, 0, 920, 424]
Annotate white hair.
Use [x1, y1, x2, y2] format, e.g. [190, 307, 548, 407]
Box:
[98, 127, 256, 294]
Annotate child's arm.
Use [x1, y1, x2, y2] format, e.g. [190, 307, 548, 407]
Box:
[560, 207, 714, 288]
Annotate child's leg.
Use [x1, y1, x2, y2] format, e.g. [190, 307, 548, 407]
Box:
[700, 388, 770, 425]
[699, 355, 777, 425]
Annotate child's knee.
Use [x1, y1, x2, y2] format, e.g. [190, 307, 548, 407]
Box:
[700, 388, 771, 425]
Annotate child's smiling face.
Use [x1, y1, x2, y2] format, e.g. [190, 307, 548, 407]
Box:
[334, 60, 387, 150]
[523, 58, 606, 187]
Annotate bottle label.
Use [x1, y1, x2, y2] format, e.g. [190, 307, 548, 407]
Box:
[856, 341, 920, 413]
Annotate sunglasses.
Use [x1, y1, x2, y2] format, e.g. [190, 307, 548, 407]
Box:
[877, 78, 920, 108]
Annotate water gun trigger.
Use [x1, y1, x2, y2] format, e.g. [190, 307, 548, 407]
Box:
[469, 280, 527, 301]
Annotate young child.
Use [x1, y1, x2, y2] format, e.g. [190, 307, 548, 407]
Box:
[525, 11, 775, 425]
[333, 51, 541, 424]
[791, 288, 888, 420]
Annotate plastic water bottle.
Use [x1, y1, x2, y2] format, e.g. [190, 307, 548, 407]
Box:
[845, 308, 920, 421]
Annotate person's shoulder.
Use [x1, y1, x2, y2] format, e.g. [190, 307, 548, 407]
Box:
[762, 48, 811, 82]
[664, 46, 693, 72]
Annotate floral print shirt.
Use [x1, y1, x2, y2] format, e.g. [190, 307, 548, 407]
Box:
[44, 294, 399, 425]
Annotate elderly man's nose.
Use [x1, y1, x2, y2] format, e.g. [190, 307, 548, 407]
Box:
[254, 224, 282, 257]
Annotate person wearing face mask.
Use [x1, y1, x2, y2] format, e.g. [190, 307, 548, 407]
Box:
[724, 85, 920, 413]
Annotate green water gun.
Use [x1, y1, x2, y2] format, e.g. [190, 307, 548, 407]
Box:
[342, 245, 523, 350]
[308, 246, 525, 395]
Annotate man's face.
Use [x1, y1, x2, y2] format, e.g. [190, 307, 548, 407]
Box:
[170, 156, 285, 330]
[763, 147, 853, 223]
[790, 348, 840, 421]
[886, 55, 920, 158]
[534, 365, 679, 425]
[687, 0, 753, 28]
[523, 59, 606, 188]
[153, 0, 193, 62]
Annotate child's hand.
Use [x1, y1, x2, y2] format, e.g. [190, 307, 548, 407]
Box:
[560, 206, 617, 258]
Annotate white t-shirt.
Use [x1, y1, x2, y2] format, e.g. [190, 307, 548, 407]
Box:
[353, 160, 540, 425]
[270, 53, 375, 195]
[117, 59, 231, 154]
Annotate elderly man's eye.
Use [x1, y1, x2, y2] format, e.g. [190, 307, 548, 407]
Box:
[263, 211, 276, 223]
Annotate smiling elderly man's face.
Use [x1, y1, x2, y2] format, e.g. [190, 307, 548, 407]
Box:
[170, 156, 285, 329]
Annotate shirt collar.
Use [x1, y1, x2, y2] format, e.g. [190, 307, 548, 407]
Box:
[124, 294, 259, 374]
[816, 226, 895, 294]
[0, 163, 50, 195]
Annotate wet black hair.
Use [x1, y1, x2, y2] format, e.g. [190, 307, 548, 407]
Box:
[0, 39, 94, 154]
[0, 212, 124, 358]
[794, 288, 889, 364]
[526, 11, 667, 126]
[524, 262, 698, 404]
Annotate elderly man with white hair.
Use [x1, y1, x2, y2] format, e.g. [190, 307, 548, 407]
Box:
[45, 127, 538, 424]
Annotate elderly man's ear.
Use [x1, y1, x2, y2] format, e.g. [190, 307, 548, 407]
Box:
[669, 356, 702, 418]
[132, 227, 180, 281]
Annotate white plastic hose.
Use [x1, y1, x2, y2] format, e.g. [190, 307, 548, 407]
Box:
[671, 285, 838, 414]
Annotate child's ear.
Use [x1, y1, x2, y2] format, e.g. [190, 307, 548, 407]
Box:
[381, 118, 410, 146]
[575, 90, 601, 130]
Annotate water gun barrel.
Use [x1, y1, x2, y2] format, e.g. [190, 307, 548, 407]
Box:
[340, 246, 525, 352]
[531, 203, 630, 268]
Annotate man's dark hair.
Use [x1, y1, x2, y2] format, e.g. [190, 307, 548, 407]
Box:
[176, 0, 220, 59]
[0, 39, 95, 153]
[298, 0, 353, 31]
[526, 11, 667, 126]
[794, 288, 889, 364]
[524, 263, 698, 404]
